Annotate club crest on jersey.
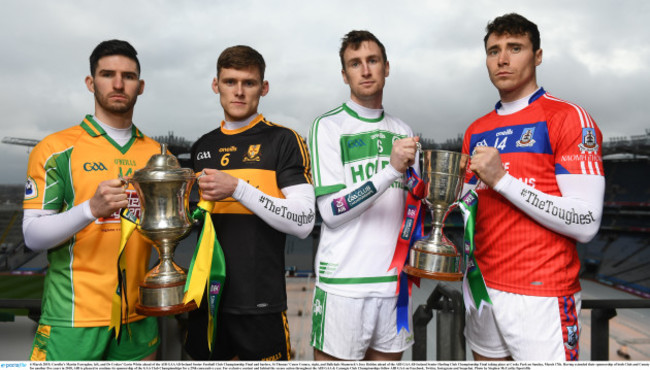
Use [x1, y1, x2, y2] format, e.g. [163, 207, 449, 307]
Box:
[565, 324, 579, 350]
[243, 144, 261, 162]
[516, 127, 536, 148]
[24, 177, 38, 200]
[578, 128, 599, 153]
[313, 299, 323, 315]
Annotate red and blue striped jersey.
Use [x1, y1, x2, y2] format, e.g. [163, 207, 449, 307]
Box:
[462, 89, 603, 296]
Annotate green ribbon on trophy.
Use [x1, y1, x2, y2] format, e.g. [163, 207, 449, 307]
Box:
[457, 190, 492, 315]
[183, 199, 225, 352]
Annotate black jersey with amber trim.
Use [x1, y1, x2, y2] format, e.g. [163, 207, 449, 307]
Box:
[191, 115, 312, 314]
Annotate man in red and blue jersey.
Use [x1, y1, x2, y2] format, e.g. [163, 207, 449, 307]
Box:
[462, 13, 604, 361]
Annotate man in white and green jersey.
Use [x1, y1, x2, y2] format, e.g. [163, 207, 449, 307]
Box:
[308, 30, 419, 361]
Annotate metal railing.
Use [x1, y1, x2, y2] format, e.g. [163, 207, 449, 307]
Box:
[583, 299, 650, 361]
[3, 286, 650, 361]
[412, 283, 465, 361]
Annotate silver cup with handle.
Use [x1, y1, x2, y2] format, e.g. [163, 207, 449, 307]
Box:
[128, 143, 198, 316]
[403, 148, 468, 281]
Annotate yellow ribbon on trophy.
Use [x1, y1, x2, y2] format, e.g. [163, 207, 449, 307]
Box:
[109, 208, 138, 339]
[183, 199, 226, 352]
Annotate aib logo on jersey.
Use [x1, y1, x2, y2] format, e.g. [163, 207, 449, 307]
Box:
[243, 144, 261, 162]
[516, 127, 536, 148]
[83, 162, 108, 172]
[578, 128, 599, 153]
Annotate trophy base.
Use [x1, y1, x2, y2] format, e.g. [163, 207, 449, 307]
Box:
[403, 264, 462, 281]
[405, 245, 462, 281]
[135, 280, 198, 316]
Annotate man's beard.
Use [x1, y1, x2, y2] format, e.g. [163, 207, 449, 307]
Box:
[95, 90, 137, 114]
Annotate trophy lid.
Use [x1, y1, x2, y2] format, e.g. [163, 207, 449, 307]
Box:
[132, 143, 195, 182]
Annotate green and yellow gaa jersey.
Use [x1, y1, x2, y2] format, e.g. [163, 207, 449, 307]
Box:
[23, 115, 160, 327]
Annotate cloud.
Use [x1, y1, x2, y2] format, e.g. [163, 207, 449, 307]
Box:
[1, 0, 649, 184]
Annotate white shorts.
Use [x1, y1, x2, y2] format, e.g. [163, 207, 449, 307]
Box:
[464, 286, 581, 361]
[310, 286, 414, 360]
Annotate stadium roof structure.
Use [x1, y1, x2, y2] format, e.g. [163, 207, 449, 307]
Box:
[1, 137, 39, 147]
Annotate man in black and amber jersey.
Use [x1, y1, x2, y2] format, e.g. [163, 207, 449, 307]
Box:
[184, 45, 315, 361]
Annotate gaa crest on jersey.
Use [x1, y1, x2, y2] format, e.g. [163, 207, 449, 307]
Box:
[196, 150, 212, 160]
[516, 127, 536, 148]
[24, 177, 38, 200]
[243, 144, 261, 162]
[565, 324, 579, 350]
[578, 128, 599, 153]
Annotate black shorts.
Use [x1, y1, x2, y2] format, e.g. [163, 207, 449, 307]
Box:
[184, 304, 291, 361]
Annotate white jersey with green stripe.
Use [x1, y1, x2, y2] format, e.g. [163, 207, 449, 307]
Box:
[308, 101, 413, 298]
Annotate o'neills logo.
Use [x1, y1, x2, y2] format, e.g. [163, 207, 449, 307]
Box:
[218, 146, 237, 153]
[578, 128, 598, 153]
[516, 127, 536, 148]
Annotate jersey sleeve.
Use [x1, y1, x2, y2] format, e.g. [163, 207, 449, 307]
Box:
[23, 138, 71, 211]
[551, 106, 603, 176]
[276, 129, 312, 189]
[308, 118, 345, 197]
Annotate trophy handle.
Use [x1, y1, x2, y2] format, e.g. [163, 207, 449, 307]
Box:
[416, 141, 423, 170]
[440, 202, 459, 245]
[119, 174, 130, 190]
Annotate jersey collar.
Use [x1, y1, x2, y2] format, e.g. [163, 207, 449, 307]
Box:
[343, 102, 385, 123]
[80, 114, 144, 154]
[494, 87, 546, 112]
[220, 113, 264, 135]
[80, 114, 144, 139]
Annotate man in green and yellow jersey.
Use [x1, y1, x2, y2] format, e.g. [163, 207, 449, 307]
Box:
[23, 40, 160, 361]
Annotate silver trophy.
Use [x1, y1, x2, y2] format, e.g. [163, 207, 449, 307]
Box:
[403, 149, 468, 281]
[129, 143, 198, 316]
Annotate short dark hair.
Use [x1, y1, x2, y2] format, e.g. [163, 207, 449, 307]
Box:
[339, 30, 387, 70]
[484, 13, 541, 52]
[217, 45, 266, 81]
[89, 39, 140, 77]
